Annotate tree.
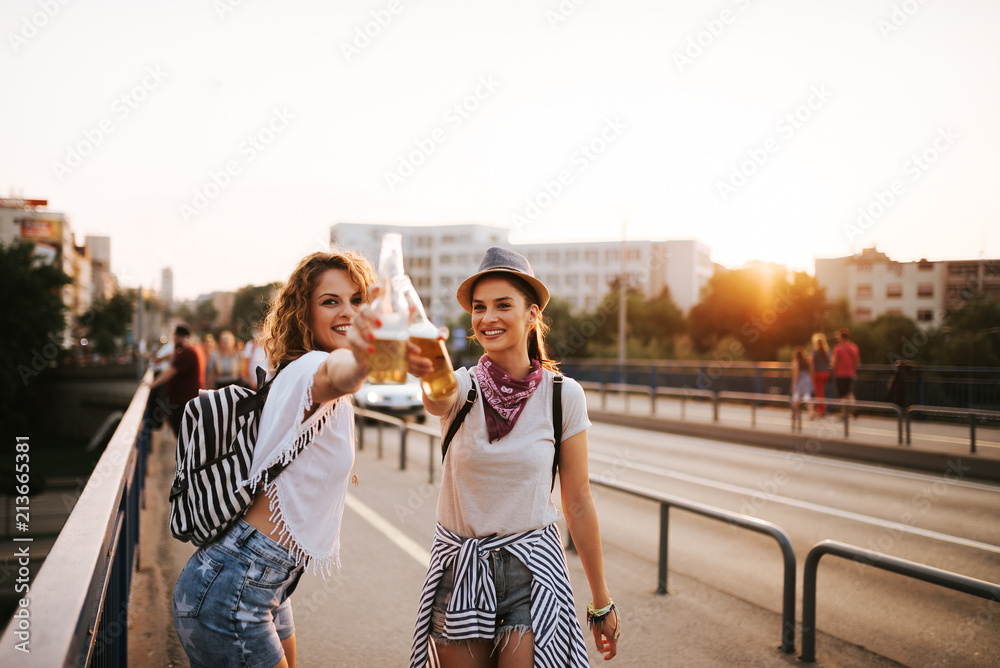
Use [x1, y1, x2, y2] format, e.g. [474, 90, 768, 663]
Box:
[851, 313, 921, 365]
[931, 295, 1000, 367]
[78, 291, 136, 356]
[0, 240, 70, 437]
[231, 282, 280, 339]
[687, 263, 826, 360]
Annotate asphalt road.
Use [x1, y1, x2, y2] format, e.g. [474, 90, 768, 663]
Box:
[284, 413, 999, 667]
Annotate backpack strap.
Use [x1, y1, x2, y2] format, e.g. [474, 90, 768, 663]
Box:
[441, 370, 477, 463]
[551, 374, 563, 492]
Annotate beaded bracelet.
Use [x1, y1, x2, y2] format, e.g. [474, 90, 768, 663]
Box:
[586, 600, 622, 641]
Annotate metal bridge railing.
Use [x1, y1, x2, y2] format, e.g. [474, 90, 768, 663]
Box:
[905, 405, 1000, 453]
[0, 370, 153, 668]
[800, 539, 1000, 663]
[354, 408, 440, 483]
[585, 477, 798, 655]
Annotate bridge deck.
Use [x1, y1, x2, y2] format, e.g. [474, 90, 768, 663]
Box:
[132, 422, 911, 667]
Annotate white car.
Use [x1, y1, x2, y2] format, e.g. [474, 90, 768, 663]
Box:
[353, 374, 426, 422]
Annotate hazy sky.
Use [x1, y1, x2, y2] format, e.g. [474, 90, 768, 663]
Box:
[3, 0, 997, 300]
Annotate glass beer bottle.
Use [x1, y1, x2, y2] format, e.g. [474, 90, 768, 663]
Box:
[367, 234, 408, 384]
[398, 276, 457, 400]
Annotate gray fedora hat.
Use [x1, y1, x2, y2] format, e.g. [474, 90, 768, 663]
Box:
[456, 247, 550, 313]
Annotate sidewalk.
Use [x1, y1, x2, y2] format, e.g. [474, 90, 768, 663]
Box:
[132, 425, 909, 667]
[584, 390, 1000, 483]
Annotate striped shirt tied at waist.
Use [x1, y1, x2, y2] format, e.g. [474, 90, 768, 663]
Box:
[410, 523, 589, 668]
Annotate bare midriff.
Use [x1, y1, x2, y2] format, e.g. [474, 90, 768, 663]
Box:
[243, 491, 281, 537]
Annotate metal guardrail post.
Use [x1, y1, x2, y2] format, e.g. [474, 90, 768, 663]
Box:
[590, 478, 796, 654]
[970, 414, 977, 454]
[601, 383, 607, 410]
[905, 411, 912, 445]
[399, 424, 408, 471]
[800, 540, 1000, 663]
[657, 503, 669, 595]
[712, 393, 719, 422]
[649, 386, 655, 416]
[377, 420, 384, 459]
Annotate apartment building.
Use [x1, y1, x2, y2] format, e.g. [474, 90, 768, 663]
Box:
[329, 222, 712, 324]
[815, 247, 999, 326]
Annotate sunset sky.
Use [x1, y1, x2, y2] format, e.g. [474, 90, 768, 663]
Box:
[2, 0, 998, 300]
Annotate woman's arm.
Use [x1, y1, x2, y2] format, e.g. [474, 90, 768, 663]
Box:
[559, 429, 619, 660]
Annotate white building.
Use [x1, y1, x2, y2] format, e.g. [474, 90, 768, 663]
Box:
[815, 247, 1000, 326]
[330, 222, 712, 324]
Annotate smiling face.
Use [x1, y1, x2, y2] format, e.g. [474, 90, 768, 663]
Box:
[309, 269, 364, 353]
[471, 276, 539, 358]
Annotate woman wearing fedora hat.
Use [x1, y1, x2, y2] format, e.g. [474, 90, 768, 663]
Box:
[409, 247, 620, 667]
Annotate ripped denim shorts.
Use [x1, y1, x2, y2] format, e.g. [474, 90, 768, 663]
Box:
[172, 518, 304, 668]
[430, 548, 534, 647]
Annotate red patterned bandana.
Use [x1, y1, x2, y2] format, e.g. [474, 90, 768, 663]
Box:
[475, 355, 544, 443]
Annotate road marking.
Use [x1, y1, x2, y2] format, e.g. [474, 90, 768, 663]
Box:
[588, 452, 1000, 554]
[346, 493, 430, 567]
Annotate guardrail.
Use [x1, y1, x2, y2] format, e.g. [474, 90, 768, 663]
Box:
[354, 408, 440, 483]
[905, 406, 1000, 453]
[800, 540, 1000, 663]
[0, 371, 153, 668]
[584, 382, 907, 443]
[585, 477, 797, 654]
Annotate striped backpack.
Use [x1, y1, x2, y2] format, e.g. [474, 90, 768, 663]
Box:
[168, 366, 296, 546]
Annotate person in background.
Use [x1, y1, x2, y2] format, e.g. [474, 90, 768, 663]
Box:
[243, 327, 270, 389]
[810, 333, 831, 418]
[208, 330, 244, 389]
[792, 345, 814, 420]
[830, 328, 861, 418]
[408, 247, 619, 667]
[195, 333, 213, 389]
[147, 337, 175, 430]
[147, 324, 202, 437]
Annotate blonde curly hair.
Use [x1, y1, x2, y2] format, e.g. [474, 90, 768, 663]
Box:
[260, 250, 375, 369]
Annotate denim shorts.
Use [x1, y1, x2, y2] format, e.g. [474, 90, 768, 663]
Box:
[431, 548, 534, 645]
[172, 518, 304, 668]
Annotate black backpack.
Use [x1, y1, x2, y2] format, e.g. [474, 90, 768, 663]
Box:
[441, 371, 564, 490]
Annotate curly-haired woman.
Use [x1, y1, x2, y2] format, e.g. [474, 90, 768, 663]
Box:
[172, 250, 431, 668]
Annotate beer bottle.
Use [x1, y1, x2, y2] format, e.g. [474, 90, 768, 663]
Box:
[397, 276, 457, 400]
[367, 234, 408, 384]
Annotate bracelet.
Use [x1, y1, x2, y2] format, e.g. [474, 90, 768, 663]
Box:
[586, 600, 621, 640]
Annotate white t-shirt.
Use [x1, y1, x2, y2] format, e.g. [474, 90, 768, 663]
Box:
[436, 366, 590, 538]
[241, 351, 354, 576]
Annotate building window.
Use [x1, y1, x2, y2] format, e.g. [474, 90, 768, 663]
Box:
[585, 250, 598, 263]
[546, 251, 559, 264]
[417, 236, 432, 248]
[917, 283, 933, 297]
[606, 249, 619, 263]
[628, 248, 640, 261]
[585, 274, 598, 288]
[887, 284, 902, 298]
[440, 254, 452, 265]
[441, 235, 456, 244]
[857, 284, 872, 299]
[887, 263, 902, 276]
[567, 275, 579, 287]
[567, 250, 579, 263]
[854, 307, 872, 322]
[918, 260, 934, 271]
[457, 253, 469, 266]
[886, 308, 903, 316]
[857, 263, 872, 273]
[917, 309, 935, 322]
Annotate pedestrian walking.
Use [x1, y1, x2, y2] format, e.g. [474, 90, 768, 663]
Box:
[810, 333, 831, 417]
[207, 329, 244, 389]
[830, 328, 861, 417]
[409, 247, 620, 667]
[792, 345, 814, 419]
[147, 324, 202, 438]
